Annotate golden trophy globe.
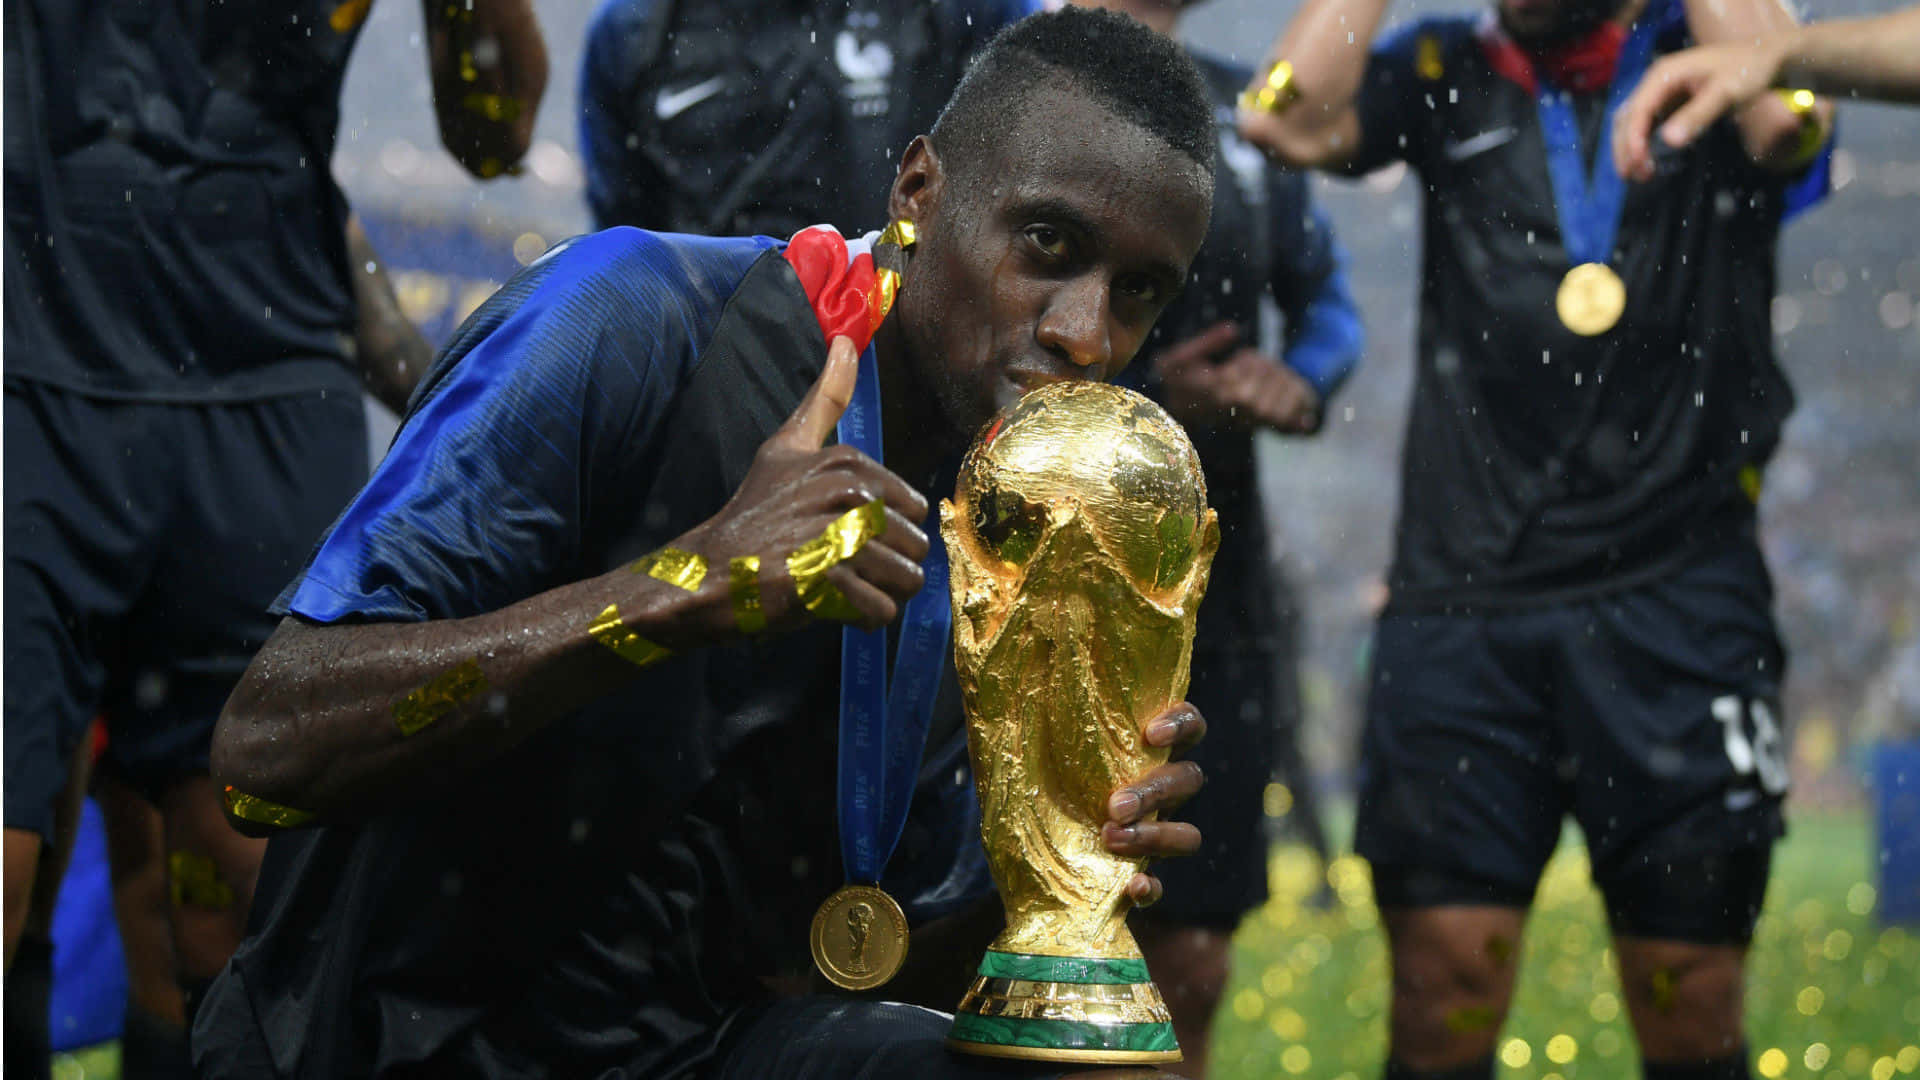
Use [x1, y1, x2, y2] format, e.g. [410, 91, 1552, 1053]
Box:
[940, 381, 1219, 1064]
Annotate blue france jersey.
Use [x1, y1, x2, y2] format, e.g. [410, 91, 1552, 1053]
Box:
[277, 228, 777, 625]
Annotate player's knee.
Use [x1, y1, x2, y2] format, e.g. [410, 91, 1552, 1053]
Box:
[1617, 943, 1746, 1059]
[1385, 919, 1521, 1062]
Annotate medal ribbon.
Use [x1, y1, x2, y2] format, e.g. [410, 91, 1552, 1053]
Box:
[783, 226, 952, 890]
[835, 350, 952, 887]
[1533, 15, 1659, 268]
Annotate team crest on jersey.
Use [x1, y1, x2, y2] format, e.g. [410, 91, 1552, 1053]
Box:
[835, 10, 895, 119]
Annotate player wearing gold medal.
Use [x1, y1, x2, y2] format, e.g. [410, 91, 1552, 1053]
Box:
[1236, 0, 1832, 1076]
[194, 9, 1223, 1078]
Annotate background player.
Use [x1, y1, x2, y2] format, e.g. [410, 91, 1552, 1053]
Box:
[1235, 0, 1832, 1075]
[1073, 2, 1364, 1074]
[3, 0, 546, 1073]
[580, 0, 1037, 239]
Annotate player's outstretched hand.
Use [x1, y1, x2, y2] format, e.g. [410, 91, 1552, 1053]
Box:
[1102, 702, 1207, 908]
[1615, 40, 1783, 181]
[677, 336, 931, 635]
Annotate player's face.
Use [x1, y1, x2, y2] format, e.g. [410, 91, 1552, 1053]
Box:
[1499, 0, 1620, 42]
[887, 89, 1211, 447]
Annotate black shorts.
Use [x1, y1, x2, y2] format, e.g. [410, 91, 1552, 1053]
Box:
[4, 380, 366, 835]
[1145, 647, 1277, 927]
[712, 996, 1105, 1079]
[1354, 541, 1788, 944]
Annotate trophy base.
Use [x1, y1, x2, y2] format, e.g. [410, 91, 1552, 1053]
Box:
[946, 951, 1181, 1065]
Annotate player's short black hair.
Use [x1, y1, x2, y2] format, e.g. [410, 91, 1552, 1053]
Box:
[930, 6, 1215, 178]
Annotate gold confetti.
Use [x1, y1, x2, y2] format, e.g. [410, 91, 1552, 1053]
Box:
[1268, 1007, 1305, 1040]
[1874, 1057, 1897, 1080]
[1264, 782, 1294, 817]
[1546, 1034, 1577, 1064]
[1806, 1043, 1832, 1071]
[1649, 967, 1676, 1012]
[1281, 1046, 1312, 1074]
[1796, 985, 1825, 1015]
[786, 499, 886, 621]
[392, 658, 487, 736]
[1847, 882, 1878, 916]
[1823, 928, 1853, 961]
[1445, 1005, 1498, 1033]
[588, 604, 672, 669]
[1231, 988, 1263, 1022]
[168, 851, 234, 910]
[1758, 1048, 1788, 1078]
[1261, 965, 1293, 998]
[1415, 35, 1444, 80]
[730, 556, 765, 633]
[461, 92, 522, 123]
[223, 787, 315, 830]
[1501, 1038, 1532, 1068]
[1589, 991, 1620, 1022]
[329, 0, 373, 32]
[632, 547, 707, 592]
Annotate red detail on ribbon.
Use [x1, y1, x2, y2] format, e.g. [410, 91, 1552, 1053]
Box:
[1478, 18, 1627, 94]
[782, 226, 885, 353]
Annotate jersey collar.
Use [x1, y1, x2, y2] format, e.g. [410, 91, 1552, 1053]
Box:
[1477, 10, 1629, 95]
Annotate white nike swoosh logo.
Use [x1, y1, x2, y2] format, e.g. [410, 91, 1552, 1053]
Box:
[1444, 126, 1518, 162]
[655, 76, 727, 120]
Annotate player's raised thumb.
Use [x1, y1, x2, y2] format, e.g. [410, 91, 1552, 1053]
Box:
[774, 335, 859, 452]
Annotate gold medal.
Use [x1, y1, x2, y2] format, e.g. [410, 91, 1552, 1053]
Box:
[810, 884, 909, 991]
[1556, 262, 1626, 336]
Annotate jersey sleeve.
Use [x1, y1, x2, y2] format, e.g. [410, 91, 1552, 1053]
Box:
[1344, 20, 1443, 176]
[1266, 174, 1365, 401]
[1266, 168, 1336, 307]
[275, 229, 770, 625]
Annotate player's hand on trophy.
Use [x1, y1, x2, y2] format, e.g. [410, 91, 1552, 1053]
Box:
[1102, 701, 1208, 907]
[677, 336, 931, 635]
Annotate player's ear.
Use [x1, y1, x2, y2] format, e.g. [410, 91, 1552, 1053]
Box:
[887, 135, 942, 229]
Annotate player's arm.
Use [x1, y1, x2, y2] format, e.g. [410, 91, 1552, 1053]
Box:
[1676, 0, 1834, 172]
[1772, 5, 1920, 101]
[1616, 6, 1920, 179]
[422, 0, 549, 178]
[213, 340, 931, 834]
[1272, 196, 1364, 429]
[1234, 0, 1396, 170]
[344, 215, 434, 415]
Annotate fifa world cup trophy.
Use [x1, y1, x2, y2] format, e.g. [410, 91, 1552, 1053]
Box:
[941, 382, 1219, 1064]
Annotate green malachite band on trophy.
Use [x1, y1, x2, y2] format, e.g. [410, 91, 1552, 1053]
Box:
[949, 1013, 1178, 1054]
[975, 951, 1150, 985]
